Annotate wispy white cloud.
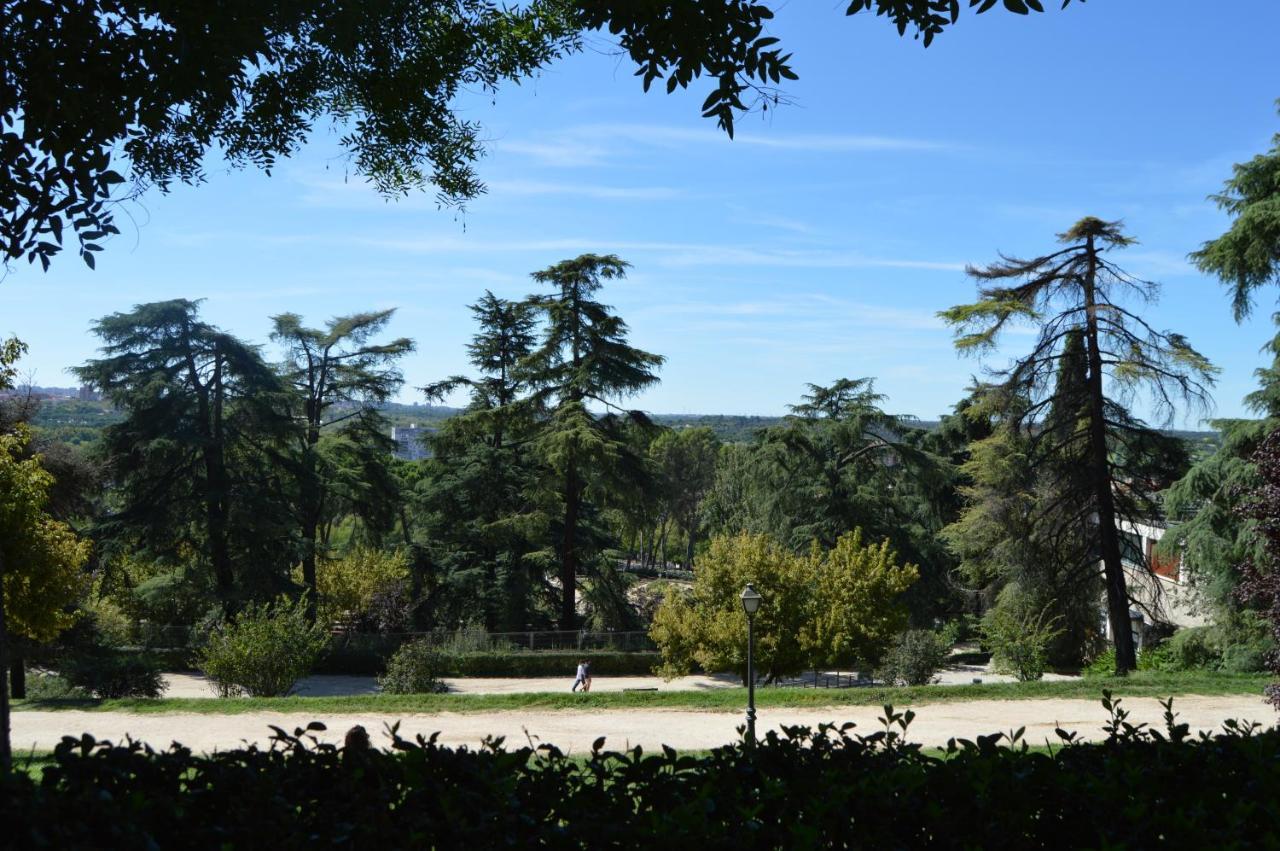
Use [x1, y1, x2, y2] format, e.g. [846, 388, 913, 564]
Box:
[638, 293, 947, 332]
[485, 179, 684, 200]
[494, 122, 953, 168]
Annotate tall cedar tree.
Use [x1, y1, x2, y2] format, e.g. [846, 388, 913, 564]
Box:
[944, 335, 1103, 665]
[1191, 105, 1280, 321]
[75, 300, 288, 613]
[271, 310, 413, 620]
[522, 255, 663, 629]
[421, 293, 543, 630]
[941, 217, 1215, 673]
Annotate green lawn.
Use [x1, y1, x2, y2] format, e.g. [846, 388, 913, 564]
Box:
[13, 672, 1270, 716]
[8, 750, 58, 780]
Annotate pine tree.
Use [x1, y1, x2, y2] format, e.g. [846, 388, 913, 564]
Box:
[420, 293, 543, 630]
[75, 300, 289, 612]
[943, 333, 1103, 665]
[942, 217, 1216, 673]
[271, 310, 413, 620]
[521, 255, 664, 629]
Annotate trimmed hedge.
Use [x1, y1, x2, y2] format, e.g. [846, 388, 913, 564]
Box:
[4, 694, 1277, 848]
[317, 637, 661, 678]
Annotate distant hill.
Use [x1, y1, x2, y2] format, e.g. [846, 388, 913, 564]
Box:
[24, 398, 1223, 450]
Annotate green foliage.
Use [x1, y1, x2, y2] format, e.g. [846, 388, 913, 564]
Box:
[1191, 104, 1280, 321]
[377, 640, 449, 695]
[311, 548, 410, 629]
[982, 601, 1064, 682]
[198, 597, 329, 698]
[941, 217, 1214, 672]
[699, 379, 952, 621]
[0, 428, 92, 642]
[272, 309, 414, 615]
[650, 532, 813, 682]
[22, 694, 1280, 850]
[3, 1, 580, 269]
[75, 300, 293, 610]
[24, 671, 86, 701]
[523, 254, 664, 628]
[60, 652, 166, 699]
[876, 629, 950, 686]
[936, 615, 978, 648]
[1163, 317, 1280, 615]
[652, 531, 918, 681]
[1162, 627, 1222, 671]
[805, 529, 918, 668]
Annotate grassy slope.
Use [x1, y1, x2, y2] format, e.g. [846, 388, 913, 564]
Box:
[13, 672, 1270, 716]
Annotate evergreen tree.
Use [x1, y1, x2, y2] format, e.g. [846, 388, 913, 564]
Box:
[737, 378, 950, 617]
[522, 254, 664, 629]
[942, 217, 1215, 672]
[75, 300, 290, 612]
[649, 427, 721, 568]
[419, 293, 544, 630]
[1164, 318, 1280, 611]
[271, 310, 413, 620]
[1191, 106, 1280, 321]
[943, 334, 1103, 665]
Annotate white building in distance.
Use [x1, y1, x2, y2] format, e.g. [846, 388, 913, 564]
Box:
[391, 425, 434, 462]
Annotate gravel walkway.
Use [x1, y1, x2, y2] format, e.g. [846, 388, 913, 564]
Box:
[12, 695, 1273, 755]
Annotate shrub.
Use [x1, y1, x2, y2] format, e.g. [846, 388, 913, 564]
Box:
[198, 596, 329, 697]
[652, 531, 917, 683]
[936, 615, 978, 649]
[377, 640, 449, 694]
[60, 652, 167, 698]
[24, 671, 88, 700]
[876, 629, 949, 686]
[982, 604, 1063, 682]
[1163, 626, 1219, 670]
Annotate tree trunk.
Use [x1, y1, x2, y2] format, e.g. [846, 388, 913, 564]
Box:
[0, 548, 11, 772]
[197, 350, 234, 616]
[685, 525, 696, 569]
[9, 656, 23, 701]
[300, 429, 321, 623]
[560, 460, 579, 630]
[1083, 237, 1138, 674]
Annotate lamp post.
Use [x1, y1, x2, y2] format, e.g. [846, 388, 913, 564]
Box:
[740, 583, 762, 744]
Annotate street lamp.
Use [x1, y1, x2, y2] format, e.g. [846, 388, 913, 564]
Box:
[740, 583, 762, 744]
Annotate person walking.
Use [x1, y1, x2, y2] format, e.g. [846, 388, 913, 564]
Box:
[571, 659, 587, 692]
[582, 659, 593, 692]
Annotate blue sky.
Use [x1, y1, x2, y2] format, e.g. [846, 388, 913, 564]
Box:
[5, 0, 1280, 423]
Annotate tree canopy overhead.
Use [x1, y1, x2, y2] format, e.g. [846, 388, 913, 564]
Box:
[3, 0, 1082, 272]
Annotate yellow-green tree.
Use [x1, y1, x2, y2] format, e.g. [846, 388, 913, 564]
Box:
[802, 529, 918, 669]
[650, 530, 916, 683]
[0, 426, 91, 769]
[309, 548, 410, 629]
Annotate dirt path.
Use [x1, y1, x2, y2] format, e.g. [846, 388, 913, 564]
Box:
[13, 695, 1273, 755]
